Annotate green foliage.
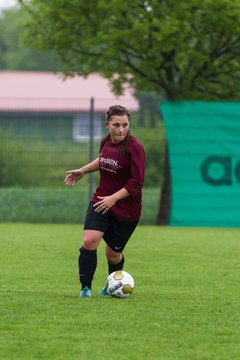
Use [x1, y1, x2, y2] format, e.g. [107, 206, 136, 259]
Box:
[0, 187, 89, 223]
[1, 224, 240, 359]
[0, 187, 160, 224]
[132, 121, 166, 187]
[0, 132, 91, 187]
[19, 0, 240, 100]
[0, 121, 165, 188]
[0, 7, 61, 71]
[0, 131, 43, 187]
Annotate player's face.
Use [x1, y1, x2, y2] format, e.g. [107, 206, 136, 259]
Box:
[105, 115, 130, 143]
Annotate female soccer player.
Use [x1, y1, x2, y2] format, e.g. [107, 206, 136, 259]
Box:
[65, 105, 145, 298]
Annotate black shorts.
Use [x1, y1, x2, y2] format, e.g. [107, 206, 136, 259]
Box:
[84, 202, 138, 253]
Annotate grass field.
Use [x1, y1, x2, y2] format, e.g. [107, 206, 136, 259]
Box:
[1, 224, 240, 360]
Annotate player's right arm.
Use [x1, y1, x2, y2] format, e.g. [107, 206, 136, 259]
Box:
[65, 157, 99, 186]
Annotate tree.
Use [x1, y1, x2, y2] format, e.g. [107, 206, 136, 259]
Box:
[19, 0, 240, 223]
[136, 91, 163, 127]
[0, 7, 61, 71]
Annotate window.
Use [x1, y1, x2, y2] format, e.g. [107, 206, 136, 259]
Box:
[73, 114, 102, 141]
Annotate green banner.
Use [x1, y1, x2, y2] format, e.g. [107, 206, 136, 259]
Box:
[161, 101, 240, 227]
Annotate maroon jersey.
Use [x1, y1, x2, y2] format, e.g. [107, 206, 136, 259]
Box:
[91, 135, 145, 222]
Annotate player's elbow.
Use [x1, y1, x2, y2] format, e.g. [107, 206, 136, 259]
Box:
[125, 181, 144, 197]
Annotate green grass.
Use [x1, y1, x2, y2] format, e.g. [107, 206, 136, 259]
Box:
[1, 224, 240, 360]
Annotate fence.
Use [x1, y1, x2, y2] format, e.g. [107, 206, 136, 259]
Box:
[0, 97, 165, 225]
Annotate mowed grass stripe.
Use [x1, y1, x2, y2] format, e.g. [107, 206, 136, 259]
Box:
[1, 224, 240, 360]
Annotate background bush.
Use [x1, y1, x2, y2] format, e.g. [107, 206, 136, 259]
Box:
[0, 187, 160, 225]
[0, 123, 166, 188]
[0, 121, 164, 224]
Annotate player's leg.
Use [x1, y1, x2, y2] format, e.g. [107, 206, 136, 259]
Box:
[103, 217, 138, 268]
[105, 245, 125, 274]
[79, 230, 103, 297]
[79, 202, 109, 297]
[101, 218, 138, 295]
[101, 246, 125, 296]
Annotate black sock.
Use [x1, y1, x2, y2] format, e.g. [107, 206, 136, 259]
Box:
[108, 255, 125, 275]
[78, 247, 97, 289]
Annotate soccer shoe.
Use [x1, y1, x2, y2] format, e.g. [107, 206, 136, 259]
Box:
[101, 286, 110, 296]
[80, 286, 92, 298]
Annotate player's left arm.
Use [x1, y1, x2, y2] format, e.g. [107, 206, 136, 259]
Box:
[123, 142, 145, 197]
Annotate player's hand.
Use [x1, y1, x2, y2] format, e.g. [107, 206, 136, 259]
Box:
[93, 196, 117, 214]
[64, 169, 85, 186]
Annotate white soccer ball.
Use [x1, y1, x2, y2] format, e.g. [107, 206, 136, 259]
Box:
[107, 270, 134, 298]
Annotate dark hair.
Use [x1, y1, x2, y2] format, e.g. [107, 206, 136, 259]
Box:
[100, 105, 131, 155]
[106, 104, 131, 121]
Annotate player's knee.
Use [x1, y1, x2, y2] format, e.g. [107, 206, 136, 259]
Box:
[82, 230, 102, 250]
[83, 236, 98, 250]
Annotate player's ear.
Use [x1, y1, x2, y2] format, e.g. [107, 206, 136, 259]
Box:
[105, 121, 109, 129]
